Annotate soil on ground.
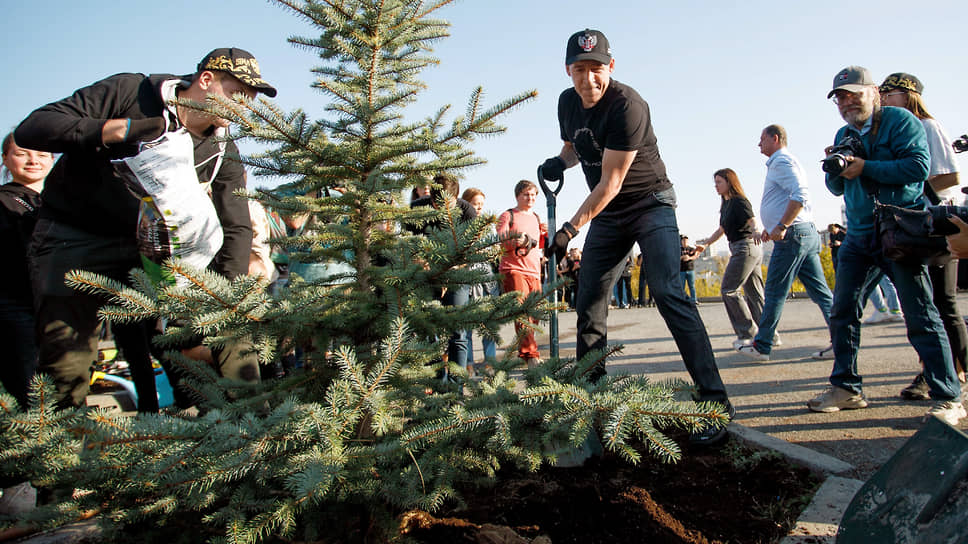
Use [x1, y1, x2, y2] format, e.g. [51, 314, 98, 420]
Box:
[399, 438, 821, 544]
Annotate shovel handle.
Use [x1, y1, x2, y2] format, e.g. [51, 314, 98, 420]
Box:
[537, 166, 564, 199]
[537, 164, 562, 359]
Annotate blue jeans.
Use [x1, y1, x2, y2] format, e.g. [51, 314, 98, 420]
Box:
[441, 285, 470, 370]
[575, 188, 727, 402]
[466, 331, 497, 363]
[615, 276, 631, 307]
[753, 222, 833, 354]
[830, 234, 960, 399]
[866, 276, 900, 312]
[680, 270, 696, 302]
[467, 282, 499, 363]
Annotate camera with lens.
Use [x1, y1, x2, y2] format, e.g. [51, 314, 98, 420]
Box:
[822, 135, 867, 176]
[515, 233, 539, 256]
[953, 134, 968, 154]
[927, 205, 968, 236]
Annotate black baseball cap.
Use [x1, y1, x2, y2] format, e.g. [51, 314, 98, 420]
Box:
[565, 29, 611, 65]
[879, 72, 924, 95]
[197, 47, 277, 97]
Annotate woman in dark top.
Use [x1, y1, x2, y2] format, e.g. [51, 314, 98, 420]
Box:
[0, 133, 54, 408]
[696, 168, 764, 349]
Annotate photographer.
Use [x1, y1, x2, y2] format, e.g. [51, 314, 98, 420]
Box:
[879, 72, 967, 397]
[496, 180, 547, 367]
[808, 66, 964, 425]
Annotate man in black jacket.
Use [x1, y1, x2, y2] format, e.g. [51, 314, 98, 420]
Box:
[14, 48, 277, 411]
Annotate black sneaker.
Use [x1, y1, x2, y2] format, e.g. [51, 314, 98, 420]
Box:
[900, 373, 930, 401]
[689, 401, 735, 447]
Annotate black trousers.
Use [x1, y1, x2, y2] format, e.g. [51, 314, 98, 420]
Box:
[930, 260, 968, 373]
[29, 218, 162, 411]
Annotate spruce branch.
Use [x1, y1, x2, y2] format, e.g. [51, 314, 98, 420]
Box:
[2, 3, 733, 542]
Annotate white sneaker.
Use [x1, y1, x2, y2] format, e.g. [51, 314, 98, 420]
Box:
[863, 310, 891, 325]
[737, 345, 769, 361]
[772, 333, 782, 347]
[807, 386, 869, 413]
[887, 310, 904, 323]
[732, 338, 753, 350]
[927, 400, 967, 426]
[812, 344, 835, 360]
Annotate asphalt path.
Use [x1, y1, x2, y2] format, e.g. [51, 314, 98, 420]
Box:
[518, 294, 968, 481]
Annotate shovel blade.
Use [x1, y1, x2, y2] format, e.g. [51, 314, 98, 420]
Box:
[837, 416, 968, 544]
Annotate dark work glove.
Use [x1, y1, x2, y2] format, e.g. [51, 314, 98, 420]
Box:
[545, 221, 578, 263]
[125, 117, 166, 143]
[540, 156, 566, 181]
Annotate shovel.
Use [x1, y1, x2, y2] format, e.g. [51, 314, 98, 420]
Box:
[837, 415, 968, 543]
[537, 165, 565, 359]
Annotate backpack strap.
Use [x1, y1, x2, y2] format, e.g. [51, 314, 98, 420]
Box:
[505, 208, 542, 231]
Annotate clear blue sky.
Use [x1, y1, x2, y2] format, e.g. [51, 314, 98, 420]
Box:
[3, 0, 966, 251]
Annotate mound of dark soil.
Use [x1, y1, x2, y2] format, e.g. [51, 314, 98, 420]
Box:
[400, 440, 821, 544]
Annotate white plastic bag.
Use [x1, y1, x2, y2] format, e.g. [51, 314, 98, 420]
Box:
[116, 128, 224, 276]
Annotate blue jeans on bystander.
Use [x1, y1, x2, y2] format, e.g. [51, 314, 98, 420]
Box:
[753, 222, 832, 354]
[441, 284, 470, 370]
[680, 270, 696, 303]
[829, 234, 961, 400]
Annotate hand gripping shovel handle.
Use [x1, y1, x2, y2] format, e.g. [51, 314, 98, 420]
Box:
[537, 165, 564, 359]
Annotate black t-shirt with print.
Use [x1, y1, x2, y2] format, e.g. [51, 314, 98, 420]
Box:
[680, 245, 697, 272]
[557, 79, 671, 215]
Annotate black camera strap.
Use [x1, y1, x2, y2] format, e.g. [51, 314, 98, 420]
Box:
[857, 108, 882, 200]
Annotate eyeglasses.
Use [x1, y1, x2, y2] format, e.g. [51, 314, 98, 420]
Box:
[880, 91, 906, 99]
[831, 91, 862, 105]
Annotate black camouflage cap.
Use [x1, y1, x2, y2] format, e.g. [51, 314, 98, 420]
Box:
[197, 47, 277, 97]
[879, 72, 924, 95]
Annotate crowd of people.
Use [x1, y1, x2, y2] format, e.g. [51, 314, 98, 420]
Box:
[2, 27, 968, 514]
[534, 31, 968, 439]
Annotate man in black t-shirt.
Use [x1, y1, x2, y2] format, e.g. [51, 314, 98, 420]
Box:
[539, 29, 731, 446]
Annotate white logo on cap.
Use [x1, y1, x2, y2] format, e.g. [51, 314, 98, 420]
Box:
[578, 34, 597, 52]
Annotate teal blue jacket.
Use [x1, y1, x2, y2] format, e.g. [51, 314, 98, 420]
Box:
[825, 106, 930, 235]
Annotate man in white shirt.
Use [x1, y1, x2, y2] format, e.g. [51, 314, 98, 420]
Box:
[738, 124, 834, 362]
